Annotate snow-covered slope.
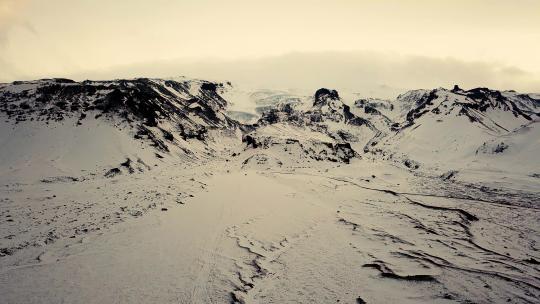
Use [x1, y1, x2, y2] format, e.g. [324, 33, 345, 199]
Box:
[371, 86, 540, 180]
[0, 78, 242, 183]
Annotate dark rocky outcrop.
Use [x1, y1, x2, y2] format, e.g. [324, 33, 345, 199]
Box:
[397, 86, 540, 132]
[0, 78, 240, 156]
[313, 88, 340, 107]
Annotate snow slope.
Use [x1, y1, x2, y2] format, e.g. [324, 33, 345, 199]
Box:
[1, 160, 538, 304]
[371, 87, 540, 182]
[0, 78, 242, 183]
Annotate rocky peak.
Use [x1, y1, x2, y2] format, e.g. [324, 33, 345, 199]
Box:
[313, 88, 340, 108]
[454, 87, 538, 121]
[451, 84, 463, 93]
[395, 86, 540, 133]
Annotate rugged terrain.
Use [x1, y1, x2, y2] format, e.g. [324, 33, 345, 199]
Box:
[0, 78, 539, 303]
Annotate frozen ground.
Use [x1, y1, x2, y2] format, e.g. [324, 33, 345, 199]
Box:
[0, 79, 539, 303]
[1, 157, 539, 303]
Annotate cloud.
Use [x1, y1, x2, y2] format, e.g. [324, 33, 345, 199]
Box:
[2, 2, 538, 94]
[0, 0, 28, 41]
[0, 0, 36, 80]
[64, 51, 540, 98]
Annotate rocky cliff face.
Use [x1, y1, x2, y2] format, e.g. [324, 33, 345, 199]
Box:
[0, 78, 240, 155]
[240, 88, 385, 164]
[395, 86, 540, 132]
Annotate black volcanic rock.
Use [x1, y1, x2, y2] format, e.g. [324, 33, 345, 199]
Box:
[0, 78, 235, 127]
[397, 86, 539, 132]
[255, 88, 373, 128]
[405, 90, 438, 123]
[458, 87, 534, 120]
[241, 133, 359, 163]
[314, 88, 340, 107]
[200, 82, 218, 92]
[0, 78, 240, 155]
[242, 88, 387, 163]
[451, 84, 462, 92]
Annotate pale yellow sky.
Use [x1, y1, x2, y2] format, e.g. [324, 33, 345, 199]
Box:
[1, 0, 539, 92]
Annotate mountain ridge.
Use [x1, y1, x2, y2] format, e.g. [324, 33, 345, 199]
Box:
[1, 77, 538, 178]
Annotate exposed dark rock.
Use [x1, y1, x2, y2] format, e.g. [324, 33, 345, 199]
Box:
[364, 105, 382, 115]
[440, 170, 458, 181]
[200, 82, 218, 92]
[0, 78, 240, 157]
[457, 88, 536, 121]
[355, 98, 394, 111]
[404, 159, 420, 170]
[493, 142, 509, 153]
[362, 261, 437, 282]
[476, 142, 510, 155]
[356, 297, 367, 304]
[451, 84, 462, 92]
[120, 158, 135, 174]
[314, 88, 340, 107]
[0, 247, 15, 256]
[161, 128, 174, 141]
[241, 153, 283, 169]
[243, 132, 358, 164]
[104, 168, 121, 178]
[405, 90, 438, 123]
[243, 135, 259, 148]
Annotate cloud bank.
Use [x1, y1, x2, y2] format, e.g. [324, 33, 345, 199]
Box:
[62, 51, 540, 98]
[1, 1, 538, 97]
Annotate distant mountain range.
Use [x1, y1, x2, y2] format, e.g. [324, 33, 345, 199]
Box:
[1, 78, 538, 183]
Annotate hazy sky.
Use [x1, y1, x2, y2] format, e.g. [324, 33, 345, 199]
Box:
[1, 0, 539, 94]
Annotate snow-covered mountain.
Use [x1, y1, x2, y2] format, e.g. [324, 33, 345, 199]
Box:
[1, 77, 539, 187]
[0, 78, 241, 182]
[371, 86, 540, 180]
[1, 77, 539, 183]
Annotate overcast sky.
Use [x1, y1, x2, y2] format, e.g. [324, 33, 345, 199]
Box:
[1, 0, 539, 94]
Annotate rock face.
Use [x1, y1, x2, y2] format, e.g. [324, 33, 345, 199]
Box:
[0, 78, 240, 155]
[240, 88, 382, 164]
[375, 86, 540, 174]
[313, 88, 340, 107]
[355, 98, 394, 115]
[395, 87, 540, 132]
[0, 77, 237, 128]
[256, 88, 371, 127]
[242, 132, 358, 163]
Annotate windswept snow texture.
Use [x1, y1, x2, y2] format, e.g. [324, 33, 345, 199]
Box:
[0, 79, 539, 304]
